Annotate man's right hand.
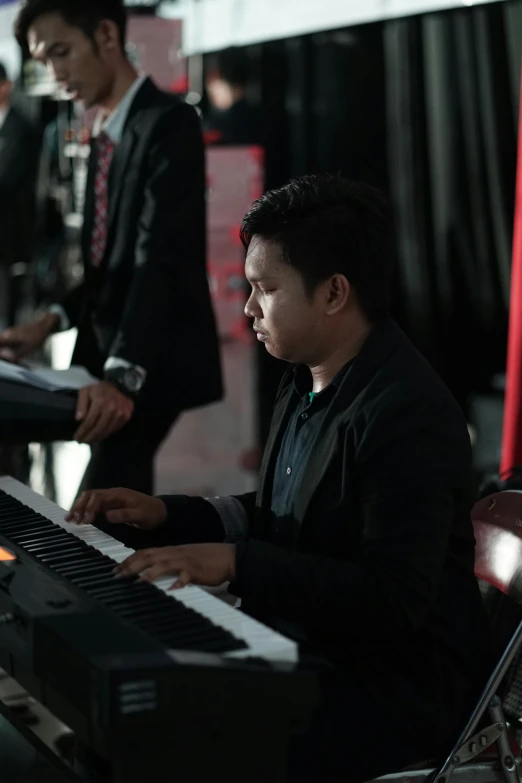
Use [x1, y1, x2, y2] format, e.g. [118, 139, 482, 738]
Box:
[0, 313, 60, 361]
[66, 488, 168, 531]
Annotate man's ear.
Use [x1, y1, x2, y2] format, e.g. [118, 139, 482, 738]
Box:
[324, 274, 351, 315]
[95, 19, 121, 52]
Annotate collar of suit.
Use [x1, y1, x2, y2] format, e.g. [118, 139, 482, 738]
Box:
[256, 317, 402, 526]
[84, 76, 156, 265]
[92, 73, 148, 145]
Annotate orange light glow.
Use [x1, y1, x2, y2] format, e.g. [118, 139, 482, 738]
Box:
[0, 548, 16, 562]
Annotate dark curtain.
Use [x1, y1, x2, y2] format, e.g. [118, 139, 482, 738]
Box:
[209, 3, 521, 446]
[255, 26, 388, 446]
[384, 2, 521, 413]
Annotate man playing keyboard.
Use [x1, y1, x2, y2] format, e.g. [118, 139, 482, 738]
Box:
[69, 175, 491, 783]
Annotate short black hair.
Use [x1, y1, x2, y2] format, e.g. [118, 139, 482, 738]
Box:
[209, 48, 250, 88]
[240, 174, 394, 321]
[0, 62, 7, 82]
[15, 0, 127, 54]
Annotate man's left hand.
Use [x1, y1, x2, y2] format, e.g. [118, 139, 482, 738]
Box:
[74, 382, 134, 444]
[115, 544, 237, 590]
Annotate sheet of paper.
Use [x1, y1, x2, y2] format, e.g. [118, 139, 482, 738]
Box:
[0, 360, 100, 392]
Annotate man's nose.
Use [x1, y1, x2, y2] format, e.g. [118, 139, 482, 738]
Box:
[244, 293, 260, 318]
[50, 64, 68, 86]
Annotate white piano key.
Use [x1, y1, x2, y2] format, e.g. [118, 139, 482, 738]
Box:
[0, 476, 298, 664]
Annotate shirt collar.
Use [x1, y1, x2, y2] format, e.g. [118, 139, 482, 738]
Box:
[93, 74, 147, 144]
[293, 359, 353, 399]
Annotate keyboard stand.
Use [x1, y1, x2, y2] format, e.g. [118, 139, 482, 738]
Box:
[0, 696, 79, 783]
[0, 678, 293, 783]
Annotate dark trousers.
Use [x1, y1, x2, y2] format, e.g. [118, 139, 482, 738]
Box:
[289, 657, 434, 783]
[77, 411, 177, 497]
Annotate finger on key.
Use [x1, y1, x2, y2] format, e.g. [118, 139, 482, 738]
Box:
[81, 491, 105, 526]
[65, 491, 92, 523]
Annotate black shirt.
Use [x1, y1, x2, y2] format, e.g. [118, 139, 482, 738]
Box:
[270, 361, 352, 547]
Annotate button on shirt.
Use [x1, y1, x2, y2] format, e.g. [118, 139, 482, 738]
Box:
[270, 360, 353, 547]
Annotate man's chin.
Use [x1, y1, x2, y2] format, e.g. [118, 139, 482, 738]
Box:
[264, 342, 284, 360]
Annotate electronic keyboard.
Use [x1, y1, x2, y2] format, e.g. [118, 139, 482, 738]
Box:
[0, 476, 297, 661]
[0, 478, 314, 782]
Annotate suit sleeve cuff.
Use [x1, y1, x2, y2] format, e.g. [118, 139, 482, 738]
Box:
[156, 495, 225, 544]
[48, 304, 70, 332]
[204, 496, 249, 541]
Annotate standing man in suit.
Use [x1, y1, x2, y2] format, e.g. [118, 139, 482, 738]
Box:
[0, 0, 222, 495]
[70, 175, 491, 782]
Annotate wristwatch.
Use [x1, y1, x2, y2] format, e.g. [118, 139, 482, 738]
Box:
[105, 365, 146, 399]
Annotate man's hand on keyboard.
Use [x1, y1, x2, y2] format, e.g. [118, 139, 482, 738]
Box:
[114, 544, 237, 589]
[66, 488, 167, 530]
[74, 382, 134, 444]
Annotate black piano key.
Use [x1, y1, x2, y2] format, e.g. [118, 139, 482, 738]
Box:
[22, 537, 78, 554]
[55, 561, 115, 578]
[118, 599, 191, 624]
[123, 615, 218, 645]
[13, 533, 72, 547]
[0, 515, 50, 530]
[25, 543, 84, 559]
[72, 574, 124, 590]
[7, 533, 65, 548]
[19, 529, 79, 543]
[108, 594, 180, 616]
[0, 491, 248, 654]
[0, 521, 55, 535]
[135, 612, 209, 637]
[39, 551, 92, 566]
[0, 505, 46, 519]
[0, 501, 40, 516]
[84, 578, 139, 596]
[0, 513, 49, 529]
[0, 503, 45, 516]
[78, 574, 139, 591]
[120, 597, 213, 627]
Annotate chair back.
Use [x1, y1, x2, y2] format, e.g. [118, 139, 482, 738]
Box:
[472, 490, 522, 602]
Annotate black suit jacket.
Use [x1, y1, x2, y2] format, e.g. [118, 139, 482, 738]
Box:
[62, 78, 222, 414]
[150, 318, 490, 734]
[0, 106, 40, 271]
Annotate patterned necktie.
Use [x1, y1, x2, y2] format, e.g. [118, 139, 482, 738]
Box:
[90, 131, 115, 268]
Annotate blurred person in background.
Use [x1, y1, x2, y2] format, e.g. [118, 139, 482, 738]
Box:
[0, 0, 222, 495]
[0, 61, 40, 331]
[203, 47, 261, 146]
[204, 46, 283, 469]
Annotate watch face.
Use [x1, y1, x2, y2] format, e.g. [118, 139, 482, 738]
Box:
[124, 369, 144, 393]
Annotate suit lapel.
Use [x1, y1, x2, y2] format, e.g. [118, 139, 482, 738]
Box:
[292, 318, 403, 524]
[95, 78, 158, 267]
[106, 119, 139, 240]
[82, 139, 97, 264]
